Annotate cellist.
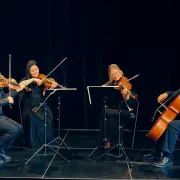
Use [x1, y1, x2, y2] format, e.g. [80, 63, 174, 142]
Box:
[143, 91, 180, 168]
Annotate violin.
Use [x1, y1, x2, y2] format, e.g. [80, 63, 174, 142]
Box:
[114, 76, 136, 99]
[0, 73, 20, 90]
[38, 74, 65, 88]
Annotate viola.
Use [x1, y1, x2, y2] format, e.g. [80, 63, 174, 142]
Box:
[38, 74, 65, 88]
[0, 73, 20, 90]
[114, 76, 136, 99]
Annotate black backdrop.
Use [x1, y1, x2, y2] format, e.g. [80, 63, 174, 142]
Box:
[0, 0, 180, 130]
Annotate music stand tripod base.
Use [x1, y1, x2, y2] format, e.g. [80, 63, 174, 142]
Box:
[87, 86, 133, 168]
[25, 89, 77, 165]
[88, 137, 115, 160]
[45, 88, 77, 159]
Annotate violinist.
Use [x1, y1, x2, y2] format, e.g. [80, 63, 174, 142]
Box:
[19, 60, 57, 149]
[0, 77, 28, 165]
[143, 91, 180, 168]
[100, 64, 138, 149]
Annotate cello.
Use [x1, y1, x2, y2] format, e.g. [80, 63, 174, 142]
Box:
[146, 90, 180, 142]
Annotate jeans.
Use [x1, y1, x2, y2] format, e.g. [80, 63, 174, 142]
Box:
[0, 115, 22, 151]
[155, 120, 180, 154]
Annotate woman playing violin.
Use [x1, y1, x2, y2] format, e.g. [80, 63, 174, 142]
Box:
[100, 64, 138, 149]
[143, 91, 180, 168]
[19, 60, 57, 149]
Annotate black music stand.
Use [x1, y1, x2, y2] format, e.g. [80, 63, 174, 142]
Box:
[87, 86, 133, 168]
[25, 88, 77, 178]
[45, 88, 77, 155]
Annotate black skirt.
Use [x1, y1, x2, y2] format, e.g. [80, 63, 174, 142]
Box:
[22, 94, 54, 149]
[99, 108, 134, 144]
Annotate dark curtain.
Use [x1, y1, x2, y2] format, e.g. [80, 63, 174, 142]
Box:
[0, 0, 180, 130]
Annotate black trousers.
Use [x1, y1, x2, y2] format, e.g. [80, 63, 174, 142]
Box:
[155, 120, 180, 154]
[0, 115, 22, 152]
[100, 108, 134, 144]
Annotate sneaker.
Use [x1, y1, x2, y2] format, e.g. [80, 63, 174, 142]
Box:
[0, 153, 12, 163]
[143, 153, 155, 160]
[0, 158, 4, 165]
[143, 151, 162, 161]
[153, 157, 173, 168]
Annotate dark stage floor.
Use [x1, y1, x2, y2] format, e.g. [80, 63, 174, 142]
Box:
[0, 131, 180, 179]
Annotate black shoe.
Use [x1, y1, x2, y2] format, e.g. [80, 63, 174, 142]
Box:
[143, 152, 162, 161]
[0, 153, 12, 163]
[153, 157, 173, 168]
[0, 158, 4, 165]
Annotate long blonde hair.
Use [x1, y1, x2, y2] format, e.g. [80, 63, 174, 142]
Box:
[108, 64, 124, 81]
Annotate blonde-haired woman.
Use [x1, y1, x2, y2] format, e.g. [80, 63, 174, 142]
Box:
[100, 64, 138, 149]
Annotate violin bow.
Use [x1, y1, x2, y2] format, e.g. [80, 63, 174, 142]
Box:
[118, 74, 140, 91]
[9, 54, 12, 109]
[35, 57, 67, 112]
[42, 57, 67, 81]
[124, 74, 140, 83]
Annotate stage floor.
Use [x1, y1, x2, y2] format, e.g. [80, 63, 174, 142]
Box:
[0, 131, 180, 179]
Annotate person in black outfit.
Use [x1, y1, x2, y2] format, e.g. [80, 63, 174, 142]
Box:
[0, 81, 27, 165]
[20, 60, 57, 149]
[100, 64, 138, 149]
[143, 91, 180, 168]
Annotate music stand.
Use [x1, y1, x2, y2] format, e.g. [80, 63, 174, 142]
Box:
[45, 88, 77, 153]
[87, 86, 133, 168]
[25, 88, 77, 178]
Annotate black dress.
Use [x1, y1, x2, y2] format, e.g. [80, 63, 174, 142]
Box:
[20, 82, 54, 149]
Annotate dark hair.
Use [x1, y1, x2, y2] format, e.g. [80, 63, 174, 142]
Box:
[25, 60, 37, 79]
